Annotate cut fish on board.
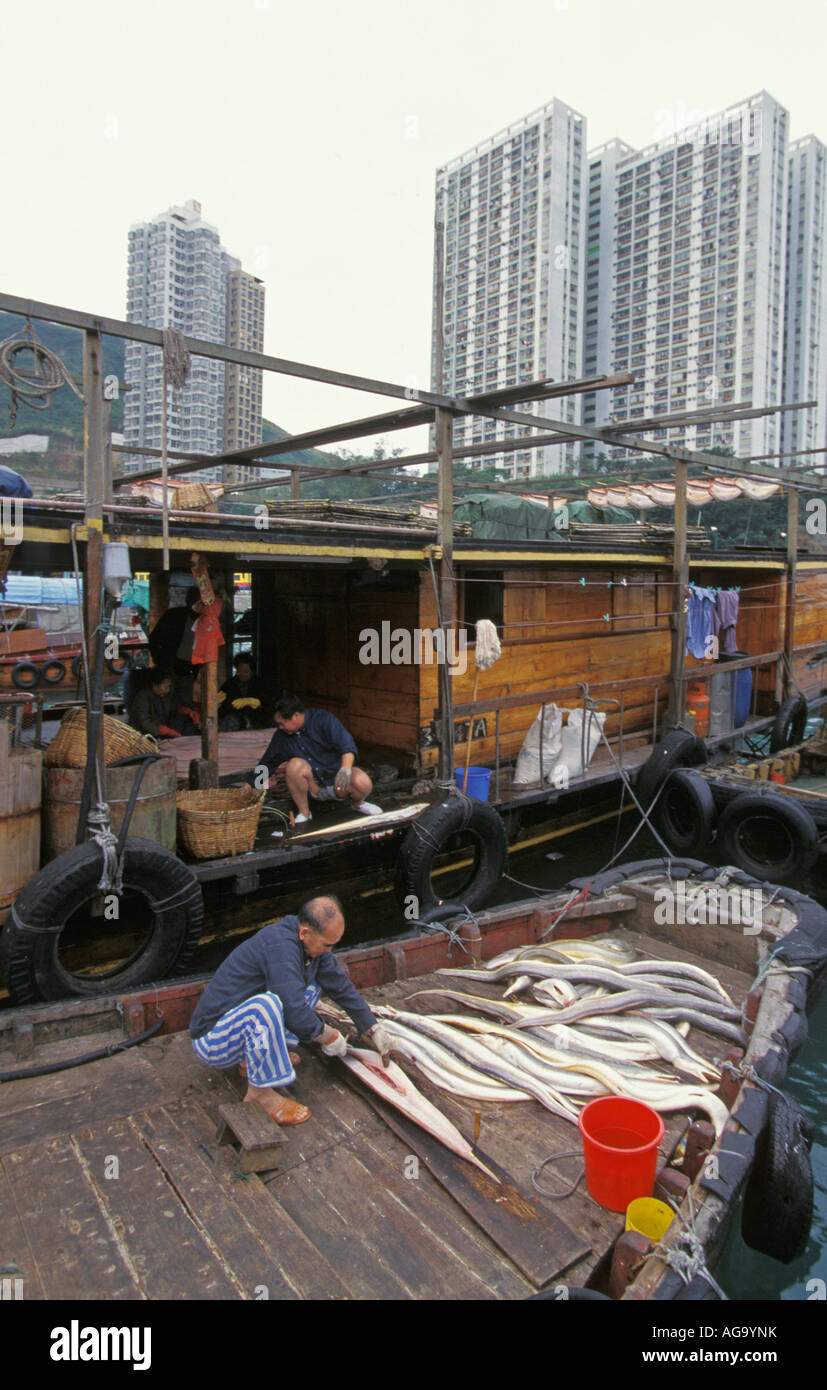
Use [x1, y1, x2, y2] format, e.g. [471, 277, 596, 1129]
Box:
[338, 1046, 501, 1183]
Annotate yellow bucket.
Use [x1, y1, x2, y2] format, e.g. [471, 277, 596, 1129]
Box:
[625, 1197, 675, 1242]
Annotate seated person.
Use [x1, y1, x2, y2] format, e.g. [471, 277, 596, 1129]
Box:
[128, 668, 198, 740]
[245, 693, 381, 824]
[218, 655, 271, 731]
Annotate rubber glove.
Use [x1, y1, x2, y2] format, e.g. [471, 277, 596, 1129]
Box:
[320, 1027, 348, 1058]
[363, 1023, 393, 1066]
[333, 765, 352, 794]
[217, 691, 226, 705]
[159, 724, 182, 739]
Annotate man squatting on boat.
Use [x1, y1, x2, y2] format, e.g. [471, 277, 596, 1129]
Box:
[245, 693, 382, 824]
[189, 896, 393, 1125]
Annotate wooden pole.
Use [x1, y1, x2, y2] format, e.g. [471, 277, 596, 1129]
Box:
[433, 192, 457, 787]
[82, 329, 106, 791]
[783, 487, 798, 698]
[667, 457, 689, 728]
[290, 471, 301, 501]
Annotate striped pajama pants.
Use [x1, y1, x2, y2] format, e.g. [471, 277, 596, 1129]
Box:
[192, 985, 322, 1088]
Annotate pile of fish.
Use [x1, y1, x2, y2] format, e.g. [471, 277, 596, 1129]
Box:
[374, 935, 742, 1138]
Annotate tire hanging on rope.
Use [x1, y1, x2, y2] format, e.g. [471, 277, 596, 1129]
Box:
[394, 798, 508, 917]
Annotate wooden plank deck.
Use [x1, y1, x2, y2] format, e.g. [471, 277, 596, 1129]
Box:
[0, 939, 754, 1301]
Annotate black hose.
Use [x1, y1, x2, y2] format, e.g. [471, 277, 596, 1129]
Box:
[108, 752, 164, 857]
[0, 1018, 164, 1083]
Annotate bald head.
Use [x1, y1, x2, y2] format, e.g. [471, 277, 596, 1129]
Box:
[297, 896, 345, 957]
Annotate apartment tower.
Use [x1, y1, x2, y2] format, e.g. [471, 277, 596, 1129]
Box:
[432, 98, 586, 477]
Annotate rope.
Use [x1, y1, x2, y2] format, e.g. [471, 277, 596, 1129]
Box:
[650, 1188, 729, 1299]
[0, 319, 83, 426]
[86, 806, 123, 894]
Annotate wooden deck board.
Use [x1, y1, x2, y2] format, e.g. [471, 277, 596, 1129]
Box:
[167, 1098, 352, 1300]
[131, 1107, 298, 1299]
[0, 1161, 46, 1300]
[71, 1117, 242, 1300]
[0, 1052, 164, 1156]
[2, 1135, 142, 1300]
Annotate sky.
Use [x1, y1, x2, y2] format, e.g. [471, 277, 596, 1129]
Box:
[3, 0, 826, 461]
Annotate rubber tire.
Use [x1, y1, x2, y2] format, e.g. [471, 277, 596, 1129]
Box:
[0, 836, 204, 1005]
[107, 653, 132, 676]
[716, 791, 819, 882]
[654, 769, 717, 856]
[770, 695, 808, 754]
[637, 731, 708, 808]
[40, 658, 67, 685]
[741, 1092, 815, 1263]
[71, 653, 84, 680]
[10, 661, 40, 691]
[394, 798, 508, 917]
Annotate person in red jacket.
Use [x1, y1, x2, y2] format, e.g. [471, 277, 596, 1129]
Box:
[128, 670, 195, 740]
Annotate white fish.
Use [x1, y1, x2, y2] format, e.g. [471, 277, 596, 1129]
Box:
[338, 1046, 501, 1182]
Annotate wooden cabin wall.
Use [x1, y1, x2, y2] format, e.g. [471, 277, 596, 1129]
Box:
[257, 569, 420, 764]
[791, 567, 827, 695]
[417, 565, 673, 770]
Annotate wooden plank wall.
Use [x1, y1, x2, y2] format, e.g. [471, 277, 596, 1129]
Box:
[418, 565, 674, 769]
[791, 567, 827, 693]
[270, 571, 420, 761]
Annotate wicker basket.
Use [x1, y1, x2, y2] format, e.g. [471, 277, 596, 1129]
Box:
[176, 786, 266, 859]
[44, 708, 159, 768]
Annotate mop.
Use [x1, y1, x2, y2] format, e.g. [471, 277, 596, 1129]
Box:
[461, 618, 502, 793]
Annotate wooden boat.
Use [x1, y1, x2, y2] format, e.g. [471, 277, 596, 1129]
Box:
[0, 858, 821, 1301]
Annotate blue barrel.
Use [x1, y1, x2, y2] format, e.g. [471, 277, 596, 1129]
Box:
[720, 651, 752, 728]
[454, 766, 492, 800]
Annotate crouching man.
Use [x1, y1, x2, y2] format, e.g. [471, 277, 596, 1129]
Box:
[189, 895, 392, 1125]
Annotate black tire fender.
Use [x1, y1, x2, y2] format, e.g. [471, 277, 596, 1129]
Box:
[716, 791, 819, 882]
[10, 661, 40, 691]
[741, 1092, 815, 1263]
[770, 694, 808, 754]
[636, 730, 708, 808]
[654, 769, 717, 857]
[394, 797, 507, 917]
[71, 653, 84, 680]
[40, 657, 67, 685]
[107, 652, 132, 676]
[0, 836, 204, 1005]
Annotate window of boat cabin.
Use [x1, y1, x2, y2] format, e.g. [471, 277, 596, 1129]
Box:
[460, 570, 504, 640]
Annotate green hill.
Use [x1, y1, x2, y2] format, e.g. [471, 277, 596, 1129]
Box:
[0, 311, 345, 493]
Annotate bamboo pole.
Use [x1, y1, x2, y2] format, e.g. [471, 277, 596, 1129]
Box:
[667, 457, 689, 727]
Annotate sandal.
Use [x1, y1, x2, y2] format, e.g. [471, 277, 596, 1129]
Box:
[259, 1093, 310, 1126]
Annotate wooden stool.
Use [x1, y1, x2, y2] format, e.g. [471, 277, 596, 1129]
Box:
[216, 1101, 289, 1174]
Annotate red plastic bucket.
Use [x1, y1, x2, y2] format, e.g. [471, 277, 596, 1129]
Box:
[578, 1097, 664, 1212]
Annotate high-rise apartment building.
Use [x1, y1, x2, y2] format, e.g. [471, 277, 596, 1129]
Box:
[432, 98, 586, 476]
[600, 93, 790, 461]
[783, 137, 827, 459]
[123, 200, 265, 483]
[581, 139, 634, 456]
[223, 269, 266, 485]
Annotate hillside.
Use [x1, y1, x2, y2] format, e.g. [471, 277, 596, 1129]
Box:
[0, 311, 346, 492]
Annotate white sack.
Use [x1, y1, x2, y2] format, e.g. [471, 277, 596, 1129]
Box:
[513, 703, 563, 785]
[553, 708, 606, 780]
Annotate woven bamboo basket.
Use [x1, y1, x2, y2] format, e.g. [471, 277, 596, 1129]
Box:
[176, 786, 266, 859]
[44, 708, 159, 768]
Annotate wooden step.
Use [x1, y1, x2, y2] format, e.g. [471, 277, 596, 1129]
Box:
[217, 1100, 289, 1173]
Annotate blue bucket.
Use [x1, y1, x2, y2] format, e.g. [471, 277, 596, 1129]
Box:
[455, 766, 492, 800]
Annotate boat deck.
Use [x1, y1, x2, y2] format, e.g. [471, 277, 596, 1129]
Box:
[0, 930, 753, 1301]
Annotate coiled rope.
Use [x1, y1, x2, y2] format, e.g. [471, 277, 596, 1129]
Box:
[0, 319, 83, 426]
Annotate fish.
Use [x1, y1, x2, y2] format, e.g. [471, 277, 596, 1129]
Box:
[442, 960, 732, 1008]
[379, 1020, 536, 1103]
[337, 1046, 501, 1182]
[432, 1014, 676, 1085]
[508, 987, 742, 1032]
[612, 959, 735, 1006]
[483, 935, 638, 972]
[387, 1011, 581, 1124]
[572, 1014, 718, 1081]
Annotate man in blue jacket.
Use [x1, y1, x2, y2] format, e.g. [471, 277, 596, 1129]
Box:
[247, 692, 381, 823]
[190, 895, 392, 1126]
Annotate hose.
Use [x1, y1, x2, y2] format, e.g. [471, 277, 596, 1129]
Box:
[0, 1018, 163, 1083]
